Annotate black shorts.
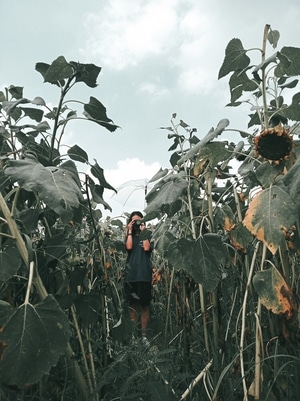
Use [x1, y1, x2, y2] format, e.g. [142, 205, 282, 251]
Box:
[124, 281, 152, 306]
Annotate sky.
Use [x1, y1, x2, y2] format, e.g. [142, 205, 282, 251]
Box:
[1, 0, 300, 220]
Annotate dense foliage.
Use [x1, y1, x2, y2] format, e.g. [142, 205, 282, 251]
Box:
[1, 24, 300, 400]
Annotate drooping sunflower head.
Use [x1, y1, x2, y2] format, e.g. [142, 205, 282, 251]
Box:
[254, 124, 293, 161]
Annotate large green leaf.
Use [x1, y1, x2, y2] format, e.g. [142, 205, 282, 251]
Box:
[67, 144, 89, 163]
[218, 38, 251, 79]
[280, 92, 300, 121]
[194, 141, 232, 170]
[36, 56, 74, 85]
[187, 234, 226, 292]
[161, 234, 226, 291]
[0, 295, 70, 387]
[243, 185, 297, 254]
[281, 156, 300, 205]
[19, 107, 44, 122]
[144, 173, 188, 216]
[4, 156, 83, 221]
[0, 240, 23, 281]
[255, 162, 285, 188]
[275, 47, 300, 77]
[70, 61, 102, 88]
[74, 293, 102, 326]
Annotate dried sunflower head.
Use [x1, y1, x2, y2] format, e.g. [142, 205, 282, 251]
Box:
[254, 124, 293, 161]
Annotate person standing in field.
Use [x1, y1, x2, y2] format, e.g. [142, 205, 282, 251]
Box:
[124, 211, 153, 344]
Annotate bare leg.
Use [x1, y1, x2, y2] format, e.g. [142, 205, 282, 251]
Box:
[140, 305, 150, 338]
[129, 304, 139, 324]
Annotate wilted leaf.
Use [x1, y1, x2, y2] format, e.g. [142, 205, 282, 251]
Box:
[90, 160, 117, 192]
[268, 29, 280, 48]
[88, 178, 112, 211]
[229, 222, 253, 252]
[194, 141, 232, 171]
[0, 295, 70, 387]
[243, 185, 297, 254]
[253, 266, 298, 319]
[214, 204, 235, 231]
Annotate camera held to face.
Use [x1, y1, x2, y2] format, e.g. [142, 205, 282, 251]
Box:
[132, 220, 142, 231]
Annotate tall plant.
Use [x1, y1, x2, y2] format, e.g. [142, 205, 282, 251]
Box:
[0, 56, 120, 400]
[143, 24, 300, 400]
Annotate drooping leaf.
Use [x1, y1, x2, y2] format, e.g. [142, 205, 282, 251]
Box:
[268, 29, 280, 48]
[67, 144, 89, 163]
[253, 266, 298, 319]
[4, 156, 83, 221]
[90, 160, 117, 193]
[0, 295, 70, 387]
[0, 240, 23, 281]
[88, 177, 112, 211]
[243, 185, 297, 254]
[84, 96, 119, 132]
[218, 38, 251, 79]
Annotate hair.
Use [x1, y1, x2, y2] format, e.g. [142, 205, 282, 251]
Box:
[128, 210, 143, 222]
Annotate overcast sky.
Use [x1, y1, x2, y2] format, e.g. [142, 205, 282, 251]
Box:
[2, 0, 300, 219]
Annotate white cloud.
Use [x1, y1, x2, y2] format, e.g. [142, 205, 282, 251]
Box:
[81, 0, 179, 70]
[138, 82, 169, 98]
[102, 158, 162, 218]
[80, 0, 221, 94]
